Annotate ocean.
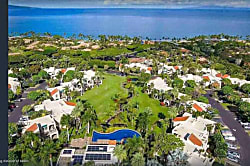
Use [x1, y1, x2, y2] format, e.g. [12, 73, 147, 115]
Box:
[8, 6, 250, 39]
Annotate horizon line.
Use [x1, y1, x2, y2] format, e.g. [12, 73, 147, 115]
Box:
[9, 4, 250, 10]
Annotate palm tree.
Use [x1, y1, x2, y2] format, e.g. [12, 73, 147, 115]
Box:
[63, 86, 70, 101]
[72, 102, 84, 130]
[81, 103, 98, 134]
[60, 114, 72, 142]
[131, 152, 145, 166]
[114, 145, 127, 166]
[125, 136, 143, 159]
[153, 133, 184, 165]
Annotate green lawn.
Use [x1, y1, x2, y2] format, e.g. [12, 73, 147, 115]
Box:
[129, 87, 171, 125]
[77, 73, 127, 122]
[221, 103, 231, 110]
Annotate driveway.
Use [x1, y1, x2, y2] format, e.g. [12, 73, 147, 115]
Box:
[204, 91, 250, 166]
[8, 81, 48, 123]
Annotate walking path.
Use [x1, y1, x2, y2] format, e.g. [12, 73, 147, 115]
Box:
[204, 91, 250, 166]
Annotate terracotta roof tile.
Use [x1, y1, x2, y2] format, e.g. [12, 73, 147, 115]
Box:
[174, 66, 179, 70]
[147, 67, 152, 71]
[64, 101, 76, 106]
[189, 133, 203, 146]
[216, 73, 222, 77]
[50, 88, 59, 96]
[203, 76, 210, 81]
[61, 69, 67, 73]
[8, 84, 11, 89]
[108, 140, 117, 145]
[193, 103, 203, 112]
[173, 116, 189, 121]
[26, 123, 38, 132]
[222, 74, 229, 79]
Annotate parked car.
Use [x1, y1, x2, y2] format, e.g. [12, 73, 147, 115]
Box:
[225, 136, 236, 141]
[226, 142, 238, 150]
[228, 151, 240, 159]
[8, 103, 16, 109]
[18, 116, 29, 126]
[14, 98, 22, 102]
[8, 108, 13, 112]
[227, 155, 239, 163]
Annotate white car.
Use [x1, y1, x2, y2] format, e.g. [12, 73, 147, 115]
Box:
[228, 151, 240, 159]
[227, 156, 239, 163]
[226, 143, 238, 150]
[225, 136, 236, 141]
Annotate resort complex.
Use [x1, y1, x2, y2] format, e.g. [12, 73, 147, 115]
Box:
[7, 33, 250, 166]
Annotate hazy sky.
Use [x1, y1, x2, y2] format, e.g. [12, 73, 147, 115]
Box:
[9, 0, 250, 8]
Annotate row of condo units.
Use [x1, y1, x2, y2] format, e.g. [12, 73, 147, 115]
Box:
[172, 113, 216, 166]
[19, 99, 77, 139]
[145, 76, 212, 112]
[43, 67, 102, 100]
[119, 58, 153, 74]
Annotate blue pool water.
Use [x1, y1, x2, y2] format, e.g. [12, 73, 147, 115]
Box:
[92, 129, 141, 142]
[8, 5, 250, 39]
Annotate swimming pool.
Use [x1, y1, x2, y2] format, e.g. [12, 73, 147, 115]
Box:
[92, 129, 140, 142]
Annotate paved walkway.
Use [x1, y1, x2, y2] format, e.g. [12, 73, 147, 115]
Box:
[8, 81, 47, 123]
[204, 92, 250, 166]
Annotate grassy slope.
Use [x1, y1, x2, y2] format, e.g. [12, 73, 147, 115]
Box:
[129, 87, 170, 124]
[78, 73, 127, 122]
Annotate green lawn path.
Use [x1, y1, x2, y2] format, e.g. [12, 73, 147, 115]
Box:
[77, 73, 128, 122]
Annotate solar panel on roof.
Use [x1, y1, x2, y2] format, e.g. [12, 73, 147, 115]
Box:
[87, 146, 108, 152]
[85, 153, 111, 160]
[63, 150, 72, 154]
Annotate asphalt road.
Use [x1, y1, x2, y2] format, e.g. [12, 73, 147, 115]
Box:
[204, 92, 250, 166]
[8, 81, 47, 123]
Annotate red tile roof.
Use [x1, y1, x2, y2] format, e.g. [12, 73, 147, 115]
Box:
[160, 102, 165, 106]
[216, 73, 222, 77]
[64, 101, 76, 106]
[8, 84, 11, 89]
[173, 116, 189, 122]
[189, 133, 203, 146]
[61, 69, 67, 73]
[203, 76, 210, 81]
[26, 123, 38, 132]
[216, 73, 229, 79]
[108, 140, 117, 145]
[193, 103, 203, 112]
[50, 88, 59, 96]
[147, 67, 152, 71]
[174, 66, 179, 70]
[222, 74, 229, 79]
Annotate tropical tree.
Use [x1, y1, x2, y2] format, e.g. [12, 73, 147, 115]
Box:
[60, 114, 72, 142]
[136, 107, 152, 137]
[125, 136, 143, 159]
[114, 145, 127, 165]
[131, 152, 145, 166]
[22, 105, 32, 115]
[153, 133, 184, 164]
[81, 102, 98, 134]
[8, 89, 15, 102]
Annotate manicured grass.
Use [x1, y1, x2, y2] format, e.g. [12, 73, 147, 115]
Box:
[77, 73, 127, 122]
[221, 103, 231, 110]
[129, 87, 170, 125]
